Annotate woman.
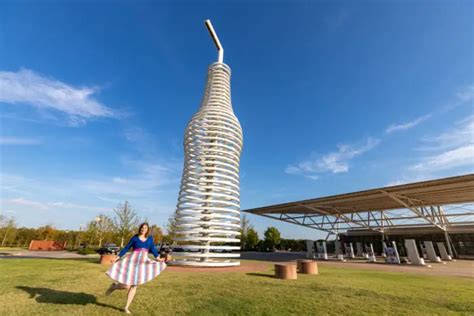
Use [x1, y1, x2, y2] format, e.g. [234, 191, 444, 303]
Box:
[105, 223, 167, 314]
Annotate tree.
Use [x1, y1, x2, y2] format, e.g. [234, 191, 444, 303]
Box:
[149, 225, 164, 245]
[36, 225, 57, 241]
[95, 214, 114, 247]
[162, 216, 178, 244]
[85, 220, 99, 247]
[240, 214, 250, 250]
[0, 214, 5, 246]
[76, 225, 86, 249]
[53, 230, 77, 250]
[113, 201, 139, 247]
[14, 227, 36, 248]
[1, 216, 17, 247]
[0, 214, 6, 227]
[280, 239, 305, 251]
[264, 226, 281, 251]
[246, 227, 259, 250]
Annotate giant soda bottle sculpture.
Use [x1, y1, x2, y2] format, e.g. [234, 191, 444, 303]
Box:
[172, 20, 243, 267]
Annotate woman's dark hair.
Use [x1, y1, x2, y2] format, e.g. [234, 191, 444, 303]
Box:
[137, 222, 150, 237]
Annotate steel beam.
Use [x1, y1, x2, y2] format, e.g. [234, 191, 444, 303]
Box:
[380, 190, 446, 231]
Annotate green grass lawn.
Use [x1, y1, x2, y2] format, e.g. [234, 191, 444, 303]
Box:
[0, 247, 27, 251]
[0, 258, 473, 315]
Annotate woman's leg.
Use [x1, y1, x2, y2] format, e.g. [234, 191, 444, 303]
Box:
[124, 285, 137, 313]
[105, 283, 116, 296]
[106, 283, 129, 296]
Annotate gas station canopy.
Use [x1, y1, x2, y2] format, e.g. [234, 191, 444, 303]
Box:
[243, 174, 474, 235]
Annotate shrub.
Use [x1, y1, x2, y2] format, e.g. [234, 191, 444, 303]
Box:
[77, 247, 97, 255]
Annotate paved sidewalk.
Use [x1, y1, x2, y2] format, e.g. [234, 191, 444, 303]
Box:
[0, 249, 97, 259]
[241, 251, 474, 278]
[2, 250, 472, 278]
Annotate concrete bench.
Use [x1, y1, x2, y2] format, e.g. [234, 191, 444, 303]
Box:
[299, 260, 318, 275]
[275, 263, 297, 280]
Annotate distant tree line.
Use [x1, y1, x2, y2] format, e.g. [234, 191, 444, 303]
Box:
[0, 202, 165, 249]
[1, 205, 306, 252]
[239, 215, 306, 252]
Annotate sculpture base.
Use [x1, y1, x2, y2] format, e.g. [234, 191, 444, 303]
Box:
[168, 259, 240, 267]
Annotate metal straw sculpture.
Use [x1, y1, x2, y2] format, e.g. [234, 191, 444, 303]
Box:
[171, 20, 243, 267]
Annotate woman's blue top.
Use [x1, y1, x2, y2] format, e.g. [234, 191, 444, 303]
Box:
[118, 235, 159, 258]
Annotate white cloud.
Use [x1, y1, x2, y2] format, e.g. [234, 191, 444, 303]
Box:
[387, 86, 474, 185]
[9, 198, 48, 210]
[48, 201, 105, 211]
[417, 115, 474, 151]
[286, 137, 380, 178]
[0, 137, 41, 145]
[389, 116, 474, 183]
[385, 179, 408, 187]
[80, 162, 177, 198]
[0, 69, 116, 124]
[443, 84, 474, 111]
[7, 199, 106, 211]
[410, 145, 474, 172]
[124, 127, 149, 143]
[122, 126, 162, 161]
[384, 175, 436, 187]
[2, 161, 179, 203]
[456, 84, 474, 103]
[385, 114, 431, 134]
[0, 162, 180, 228]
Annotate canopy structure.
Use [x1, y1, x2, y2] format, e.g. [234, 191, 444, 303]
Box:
[243, 174, 474, 236]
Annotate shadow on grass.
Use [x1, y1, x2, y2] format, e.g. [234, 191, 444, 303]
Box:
[246, 272, 275, 279]
[16, 286, 122, 312]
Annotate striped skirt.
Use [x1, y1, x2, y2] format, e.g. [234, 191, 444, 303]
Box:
[106, 249, 167, 286]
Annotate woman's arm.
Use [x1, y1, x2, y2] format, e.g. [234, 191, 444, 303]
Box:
[118, 236, 135, 257]
[148, 237, 160, 258]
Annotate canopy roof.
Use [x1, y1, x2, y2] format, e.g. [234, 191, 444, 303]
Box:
[345, 224, 474, 236]
[244, 174, 474, 215]
[243, 174, 474, 234]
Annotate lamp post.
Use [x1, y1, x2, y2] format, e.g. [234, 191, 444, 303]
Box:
[95, 217, 103, 248]
[77, 225, 84, 249]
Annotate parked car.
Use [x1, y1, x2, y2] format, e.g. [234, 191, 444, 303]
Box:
[214, 248, 232, 253]
[172, 247, 184, 252]
[96, 243, 120, 255]
[158, 243, 171, 254]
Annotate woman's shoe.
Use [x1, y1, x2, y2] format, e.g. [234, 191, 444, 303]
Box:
[105, 283, 116, 296]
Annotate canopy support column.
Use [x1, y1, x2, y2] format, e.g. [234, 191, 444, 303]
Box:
[444, 231, 454, 258]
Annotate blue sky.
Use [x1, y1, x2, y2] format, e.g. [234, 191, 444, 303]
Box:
[0, 1, 473, 240]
